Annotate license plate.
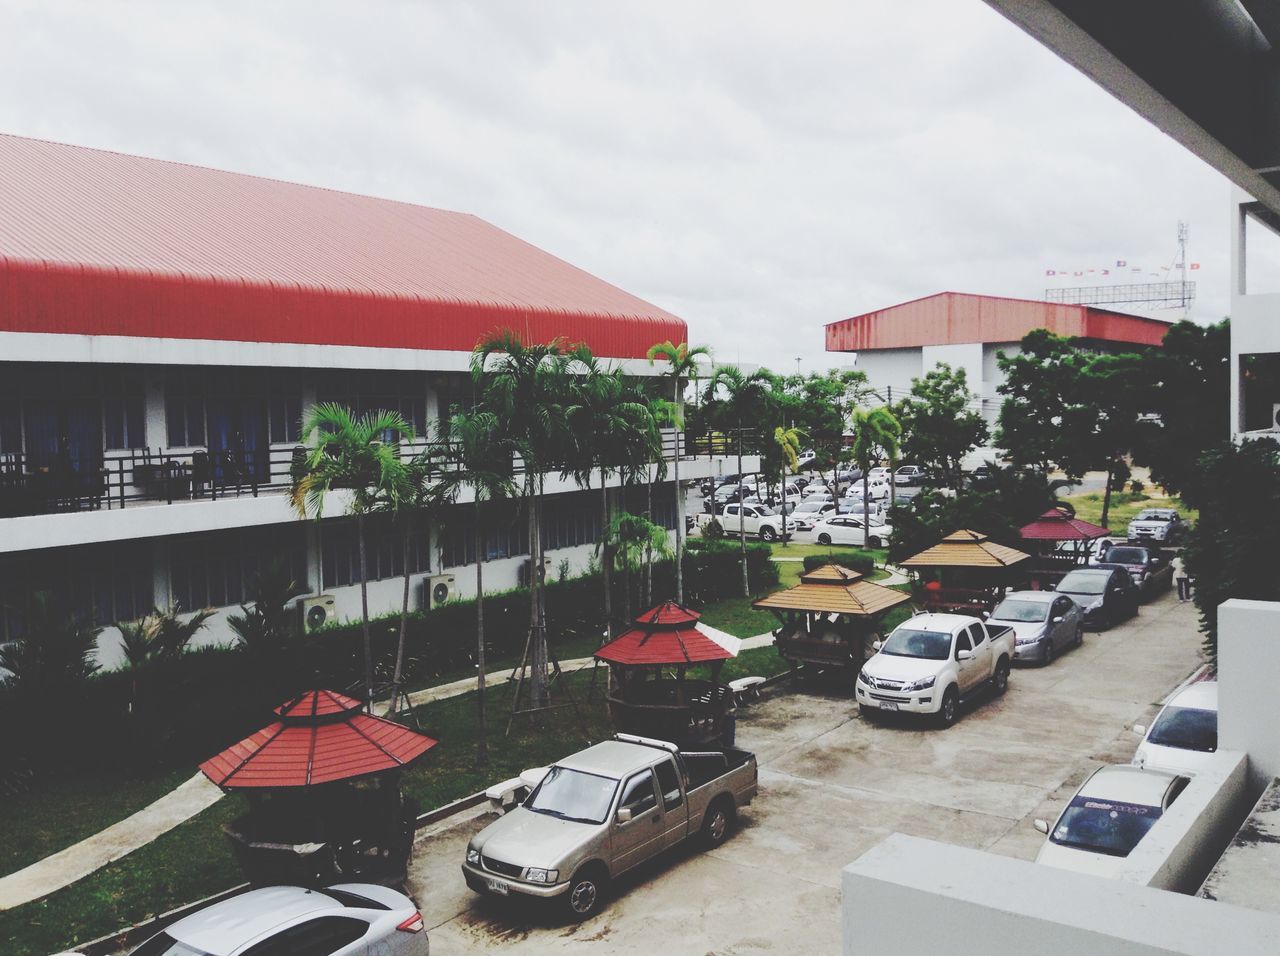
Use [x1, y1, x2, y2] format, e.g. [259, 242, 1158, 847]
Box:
[879, 701, 899, 711]
[487, 878, 510, 896]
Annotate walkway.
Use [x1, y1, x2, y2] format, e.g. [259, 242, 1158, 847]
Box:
[0, 624, 777, 911]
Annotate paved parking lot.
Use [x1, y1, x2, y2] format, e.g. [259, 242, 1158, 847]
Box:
[407, 591, 1202, 954]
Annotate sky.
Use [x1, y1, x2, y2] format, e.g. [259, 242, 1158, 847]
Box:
[0, 0, 1239, 372]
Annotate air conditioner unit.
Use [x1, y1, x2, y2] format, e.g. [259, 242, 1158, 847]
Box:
[1273, 403, 1280, 430]
[423, 574, 457, 610]
[299, 594, 337, 635]
[519, 556, 554, 588]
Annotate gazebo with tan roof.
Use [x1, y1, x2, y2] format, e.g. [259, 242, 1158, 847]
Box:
[753, 563, 912, 672]
[899, 529, 1031, 613]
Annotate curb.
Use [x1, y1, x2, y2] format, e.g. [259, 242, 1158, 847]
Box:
[73, 788, 494, 955]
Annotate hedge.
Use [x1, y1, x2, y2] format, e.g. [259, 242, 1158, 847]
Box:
[1, 540, 777, 776]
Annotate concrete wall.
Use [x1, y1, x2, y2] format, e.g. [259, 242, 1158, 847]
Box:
[843, 833, 1280, 955]
[1218, 599, 1280, 789]
[852, 347, 922, 404]
[1230, 189, 1280, 435]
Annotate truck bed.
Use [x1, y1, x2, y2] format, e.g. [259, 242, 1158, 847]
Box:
[684, 748, 755, 792]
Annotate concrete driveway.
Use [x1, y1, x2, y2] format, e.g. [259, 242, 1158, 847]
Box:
[407, 592, 1203, 954]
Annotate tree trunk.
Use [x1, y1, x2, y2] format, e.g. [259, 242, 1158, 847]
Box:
[392, 514, 411, 690]
[780, 464, 789, 546]
[862, 471, 871, 550]
[644, 475, 654, 607]
[600, 475, 613, 646]
[738, 425, 749, 597]
[526, 486, 548, 710]
[673, 376, 685, 604]
[475, 517, 488, 765]
[1100, 459, 1117, 530]
[356, 513, 374, 711]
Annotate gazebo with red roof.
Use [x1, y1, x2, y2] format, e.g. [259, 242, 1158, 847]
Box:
[1019, 507, 1118, 588]
[595, 602, 740, 749]
[201, 689, 437, 887]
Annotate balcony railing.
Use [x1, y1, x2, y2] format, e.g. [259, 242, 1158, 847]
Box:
[0, 430, 756, 521]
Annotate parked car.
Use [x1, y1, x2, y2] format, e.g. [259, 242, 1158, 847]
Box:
[856, 612, 1015, 726]
[867, 467, 892, 483]
[894, 465, 928, 486]
[1095, 545, 1174, 595]
[697, 502, 796, 541]
[1052, 567, 1140, 629]
[1132, 681, 1219, 775]
[1127, 508, 1187, 544]
[802, 480, 832, 498]
[836, 467, 863, 486]
[116, 884, 428, 956]
[1034, 765, 1188, 878]
[795, 448, 818, 470]
[789, 499, 838, 531]
[811, 513, 893, 548]
[699, 474, 741, 498]
[463, 734, 758, 919]
[843, 476, 891, 501]
[987, 591, 1084, 665]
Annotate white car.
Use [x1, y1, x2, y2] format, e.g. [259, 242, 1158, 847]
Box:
[868, 466, 892, 482]
[111, 884, 428, 955]
[1133, 681, 1218, 775]
[1034, 765, 1188, 879]
[789, 499, 838, 531]
[811, 513, 893, 548]
[802, 480, 832, 498]
[844, 476, 890, 501]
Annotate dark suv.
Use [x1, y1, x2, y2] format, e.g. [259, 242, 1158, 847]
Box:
[1054, 567, 1140, 629]
[1098, 545, 1173, 596]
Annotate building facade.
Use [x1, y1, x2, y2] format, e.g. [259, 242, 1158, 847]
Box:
[0, 134, 750, 667]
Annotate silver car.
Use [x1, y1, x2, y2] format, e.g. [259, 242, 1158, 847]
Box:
[116, 884, 428, 955]
[988, 591, 1083, 665]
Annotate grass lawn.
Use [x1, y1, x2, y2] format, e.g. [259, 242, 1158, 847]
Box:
[1063, 490, 1198, 534]
[2, 646, 789, 956]
[0, 766, 194, 881]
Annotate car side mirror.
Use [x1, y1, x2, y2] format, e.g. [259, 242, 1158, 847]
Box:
[616, 808, 633, 825]
[1034, 819, 1049, 834]
[981, 610, 990, 619]
[1045, 584, 1056, 592]
[1132, 724, 1147, 737]
[1052, 616, 1064, 624]
[956, 649, 974, 661]
[871, 640, 883, 652]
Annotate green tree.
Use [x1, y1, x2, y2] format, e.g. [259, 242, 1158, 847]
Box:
[849, 405, 901, 538]
[895, 363, 989, 491]
[436, 407, 518, 764]
[0, 591, 101, 700]
[226, 561, 308, 656]
[1134, 318, 1230, 498]
[472, 331, 576, 709]
[118, 603, 215, 668]
[704, 366, 775, 596]
[291, 402, 416, 706]
[648, 341, 712, 605]
[773, 424, 806, 545]
[1181, 439, 1280, 666]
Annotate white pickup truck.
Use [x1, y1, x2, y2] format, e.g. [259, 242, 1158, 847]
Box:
[696, 502, 795, 542]
[855, 613, 1015, 726]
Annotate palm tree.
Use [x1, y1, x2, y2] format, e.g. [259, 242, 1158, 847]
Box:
[566, 359, 656, 644]
[849, 406, 902, 549]
[436, 407, 517, 764]
[291, 402, 415, 707]
[774, 424, 806, 546]
[704, 366, 775, 596]
[648, 342, 711, 604]
[226, 560, 308, 655]
[472, 331, 576, 710]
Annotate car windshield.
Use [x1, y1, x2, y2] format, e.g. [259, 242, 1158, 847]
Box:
[1050, 795, 1162, 857]
[1136, 510, 1172, 521]
[880, 628, 951, 660]
[754, 505, 777, 516]
[131, 933, 213, 956]
[1148, 706, 1218, 752]
[1105, 548, 1147, 565]
[795, 502, 823, 513]
[526, 766, 618, 824]
[991, 599, 1049, 623]
[1058, 571, 1109, 595]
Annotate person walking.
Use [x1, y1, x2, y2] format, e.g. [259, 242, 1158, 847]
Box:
[1173, 552, 1192, 602]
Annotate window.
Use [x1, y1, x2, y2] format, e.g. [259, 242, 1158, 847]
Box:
[0, 542, 154, 639]
[268, 371, 302, 445]
[317, 370, 428, 437]
[101, 369, 145, 451]
[655, 760, 683, 812]
[440, 501, 529, 568]
[322, 514, 429, 589]
[955, 632, 972, 655]
[171, 526, 308, 611]
[619, 770, 657, 816]
[240, 916, 369, 956]
[0, 397, 19, 454]
[166, 373, 206, 447]
[967, 623, 985, 646]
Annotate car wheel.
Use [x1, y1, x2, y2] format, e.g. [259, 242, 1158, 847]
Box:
[1041, 639, 1054, 666]
[759, 526, 777, 542]
[868, 536, 882, 549]
[564, 865, 608, 921]
[702, 798, 735, 849]
[817, 534, 832, 545]
[937, 686, 960, 728]
[992, 658, 1010, 694]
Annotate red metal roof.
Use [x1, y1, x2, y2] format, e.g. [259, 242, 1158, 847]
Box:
[825, 292, 1170, 353]
[199, 689, 437, 789]
[1019, 508, 1113, 541]
[0, 134, 686, 357]
[595, 602, 732, 666]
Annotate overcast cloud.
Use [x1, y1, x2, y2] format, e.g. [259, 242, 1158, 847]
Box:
[0, 0, 1236, 371]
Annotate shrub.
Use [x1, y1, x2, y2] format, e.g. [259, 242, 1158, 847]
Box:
[700, 517, 724, 540]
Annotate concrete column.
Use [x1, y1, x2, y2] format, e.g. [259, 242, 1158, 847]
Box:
[305, 520, 323, 597]
[143, 370, 167, 451]
[1218, 599, 1280, 788]
[152, 535, 171, 607]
